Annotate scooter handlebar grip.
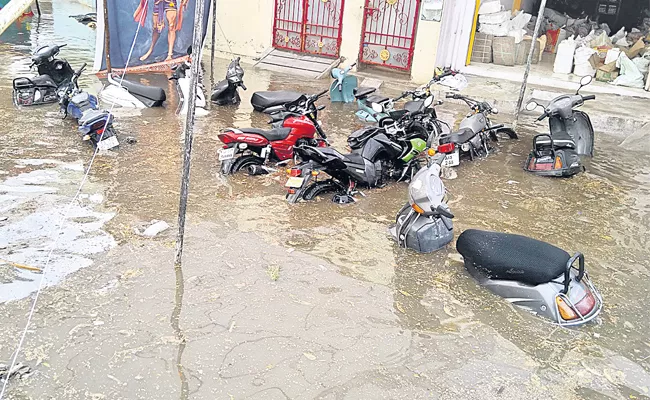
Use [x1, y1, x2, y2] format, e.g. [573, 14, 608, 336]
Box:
[317, 89, 328, 98]
[582, 95, 596, 101]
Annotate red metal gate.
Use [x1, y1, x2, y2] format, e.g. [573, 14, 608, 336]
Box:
[273, 0, 345, 58]
[359, 0, 421, 71]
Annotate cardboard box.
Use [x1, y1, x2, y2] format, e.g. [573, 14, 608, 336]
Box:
[624, 39, 645, 59]
[492, 36, 516, 66]
[471, 33, 494, 64]
[588, 53, 600, 69]
[596, 69, 619, 82]
[599, 61, 618, 73]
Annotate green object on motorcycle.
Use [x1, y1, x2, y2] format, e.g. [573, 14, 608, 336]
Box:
[401, 138, 427, 162]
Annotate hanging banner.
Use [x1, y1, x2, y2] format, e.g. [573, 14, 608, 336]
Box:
[94, 0, 210, 73]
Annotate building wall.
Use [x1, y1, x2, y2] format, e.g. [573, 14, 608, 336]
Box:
[207, 0, 442, 83]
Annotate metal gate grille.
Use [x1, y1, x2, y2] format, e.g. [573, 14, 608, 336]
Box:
[359, 0, 421, 70]
[273, 0, 345, 58]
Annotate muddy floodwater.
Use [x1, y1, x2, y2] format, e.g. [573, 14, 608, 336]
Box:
[1, 2, 650, 399]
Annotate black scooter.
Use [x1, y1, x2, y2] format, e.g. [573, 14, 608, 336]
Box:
[250, 90, 303, 114]
[13, 44, 75, 106]
[211, 57, 246, 105]
[524, 75, 596, 178]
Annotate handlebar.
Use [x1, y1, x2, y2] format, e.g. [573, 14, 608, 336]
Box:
[314, 89, 328, 99]
[76, 63, 88, 76]
[350, 62, 357, 68]
[59, 44, 68, 49]
[317, 105, 326, 111]
[537, 112, 548, 121]
[582, 94, 596, 101]
[434, 205, 455, 219]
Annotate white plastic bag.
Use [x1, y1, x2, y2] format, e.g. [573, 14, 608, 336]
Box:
[553, 37, 576, 74]
[605, 48, 621, 64]
[615, 37, 630, 47]
[479, 11, 511, 25]
[613, 53, 645, 88]
[478, 0, 502, 15]
[610, 27, 626, 43]
[632, 55, 650, 76]
[439, 74, 468, 91]
[510, 11, 532, 30]
[479, 22, 510, 36]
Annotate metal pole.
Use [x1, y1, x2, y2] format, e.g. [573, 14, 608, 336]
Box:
[35, 0, 41, 17]
[102, 0, 112, 73]
[210, 0, 216, 86]
[514, 0, 547, 127]
[174, 0, 207, 268]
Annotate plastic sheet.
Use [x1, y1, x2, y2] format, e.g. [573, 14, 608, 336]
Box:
[613, 53, 645, 88]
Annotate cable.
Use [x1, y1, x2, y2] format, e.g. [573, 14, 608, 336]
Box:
[0, 1, 148, 397]
[216, 20, 233, 56]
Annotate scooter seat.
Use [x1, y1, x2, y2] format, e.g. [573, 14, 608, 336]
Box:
[239, 127, 291, 142]
[456, 229, 570, 286]
[78, 109, 110, 126]
[534, 130, 575, 149]
[116, 76, 166, 106]
[404, 100, 424, 113]
[441, 128, 476, 145]
[251, 91, 302, 112]
[366, 94, 390, 104]
[353, 87, 376, 100]
[31, 75, 58, 88]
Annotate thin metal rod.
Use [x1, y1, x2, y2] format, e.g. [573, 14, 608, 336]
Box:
[210, 0, 216, 86]
[174, 0, 207, 267]
[102, 0, 112, 73]
[35, 0, 41, 16]
[514, 0, 547, 126]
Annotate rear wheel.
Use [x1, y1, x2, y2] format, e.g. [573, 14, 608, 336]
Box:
[303, 181, 341, 201]
[232, 155, 264, 173]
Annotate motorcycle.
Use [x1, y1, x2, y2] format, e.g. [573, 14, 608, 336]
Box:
[59, 63, 119, 150]
[456, 229, 603, 326]
[170, 52, 208, 116]
[329, 62, 358, 103]
[524, 75, 595, 178]
[250, 90, 304, 114]
[99, 73, 167, 108]
[211, 57, 246, 105]
[389, 151, 455, 253]
[13, 44, 75, 107]
[218, 90, 329, 175]
[435, 93, 517, 167]
[285, 96, 435, 204]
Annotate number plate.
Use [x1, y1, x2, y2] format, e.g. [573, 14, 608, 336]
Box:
[443, 150, 460, 167]
[285, 177, 305, 188]
[97, 135, 119, 151]
[219, 148, 236, 161]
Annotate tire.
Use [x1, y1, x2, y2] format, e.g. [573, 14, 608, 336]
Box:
[232, 155, 264, 174]
[303, 181, 341, 201]
[495, 127, 518, 140]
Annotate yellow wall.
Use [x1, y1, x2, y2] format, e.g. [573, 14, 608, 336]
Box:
[207, 0, 442, 83]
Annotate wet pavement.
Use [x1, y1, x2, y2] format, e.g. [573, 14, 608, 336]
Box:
[1, 2, 650, 399]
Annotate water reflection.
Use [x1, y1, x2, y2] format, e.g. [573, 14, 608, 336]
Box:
[171, 264, 189, 400]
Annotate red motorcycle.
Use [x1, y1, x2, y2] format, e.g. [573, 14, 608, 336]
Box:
[218, 90, 329, 175]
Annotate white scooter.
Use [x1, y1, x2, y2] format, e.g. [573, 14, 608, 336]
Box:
[170, 58, 208, 116]
[99, 74, 166, 108]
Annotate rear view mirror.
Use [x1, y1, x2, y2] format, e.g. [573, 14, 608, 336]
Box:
[580, 75, 593, 86]
[371, 103, 383, 113]
[424, 95, 434, 108]
[525, 101, 538, 111]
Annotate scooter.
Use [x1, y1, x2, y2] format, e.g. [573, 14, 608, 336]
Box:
[99, 73, 167, 108]
[59, 63, 119, 150]
[456, 229, 603, 326]
[285, 97, 435, 204]
[170, 48, 207, 116]
[524, 75, 595, 178]
[251, 90, 304, 114]
[435, 93, 517, 167]
[389, 151, 455, 253]
[13, 44, 75, 106]
[329, 62, 358, 103]
[218, 90, 329, 175]
[211, 57, 246, 105]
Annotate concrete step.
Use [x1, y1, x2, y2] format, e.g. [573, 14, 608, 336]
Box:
[254, 48, 341, 80]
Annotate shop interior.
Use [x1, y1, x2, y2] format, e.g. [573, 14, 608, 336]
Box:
[465, 0, 650, 93]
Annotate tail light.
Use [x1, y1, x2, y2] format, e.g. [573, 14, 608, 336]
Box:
[218, 133, 235, 144]
[288, 189, 296, 194]
[556, 297, 578, 321]
[554, 156, 563, 169]
[287, 168, 302, 177]
[437, 143, 455, 153]
[574, 291, 596, 316]
[556, 284, 597, 321]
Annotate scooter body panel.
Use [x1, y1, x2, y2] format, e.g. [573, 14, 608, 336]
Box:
[549, 111, 594, 157]
[211, 79, 240, 105]
[329, 74, 358, 103]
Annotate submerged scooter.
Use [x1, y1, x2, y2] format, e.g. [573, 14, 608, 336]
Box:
[13, 44, 75, 106]
[329, 62, 358, 103]
[390, 151, 454, 253]
[211, 57, 246, 105]
[99, 73, 167, 108]
[524, 75, 595, 177]
[59, 63, 119, 150]
[170, 47, 207, 116]
[456, 229, 603, 326]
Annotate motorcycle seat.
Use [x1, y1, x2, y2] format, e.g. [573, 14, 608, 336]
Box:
[353, 87, 376, 100]
[118, 77, 166, 102]
[534, 130, 575, 149]
[366, 94, 390, 104]
[404, 100, 424, 113]
[441, 128, 476, 145]
[239, 127, 291, 142]
[456, 229, 570, 286]
[314, 147, 365, 167]
[78, 109, 111, 126]
[251, 91, 302, 112]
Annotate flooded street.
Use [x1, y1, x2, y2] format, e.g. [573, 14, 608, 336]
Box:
[1, 2, 650, 399]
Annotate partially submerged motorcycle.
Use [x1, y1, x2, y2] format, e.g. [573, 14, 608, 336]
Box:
[99, 73, 166, 108]
[436, 94, 517, 167]
[211, 57, 246, 105]
[250, 90, 303, 114]
[456, 229, 603, 326]
[285, 96, 435, 204]
[59, 63, 119, 150]
[329, 62, 358, 103]
[170, 53, 207, 116]
[13, 44, 75, 106]
[390, 151, 455, 253]
[524, 75, 595, 178]
[218, 90, 329, 175]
